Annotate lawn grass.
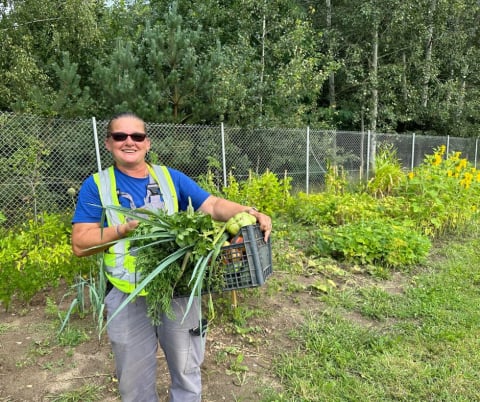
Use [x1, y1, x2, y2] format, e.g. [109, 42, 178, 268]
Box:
[264, 236, 480, 401]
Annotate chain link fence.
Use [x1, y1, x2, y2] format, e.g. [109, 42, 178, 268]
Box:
[1, 112, 478, 227]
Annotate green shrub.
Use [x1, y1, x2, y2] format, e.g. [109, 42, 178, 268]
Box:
[311, 218, 431, 269]
[0, 213, 93, 310]
[221, 170, 291, 216]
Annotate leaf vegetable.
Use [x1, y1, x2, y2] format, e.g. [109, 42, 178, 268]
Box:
[98, 200, 229, 328]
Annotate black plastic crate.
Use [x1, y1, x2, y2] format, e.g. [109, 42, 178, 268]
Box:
[218, 224, 273, 291]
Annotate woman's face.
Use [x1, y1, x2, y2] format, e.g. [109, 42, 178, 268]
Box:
[105, 116, 151, 169]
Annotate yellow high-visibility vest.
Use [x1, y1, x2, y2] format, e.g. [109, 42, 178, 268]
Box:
[93, 164, 178, 294]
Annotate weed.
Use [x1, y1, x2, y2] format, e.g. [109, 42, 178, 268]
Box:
[284, 281, 306, 293]
[15, 357, 35, 369]
[58, 327, 89, 347]
[0, 323, 12, 335]
[227, 352, 249, 386]
[321, 288, 359, 310]
[45, 297, 60, 318]
[214, 349, 229, 365]
[44, 384, 105, 402]
[41, 359, 65, 371]
[31, 340, 53, 357]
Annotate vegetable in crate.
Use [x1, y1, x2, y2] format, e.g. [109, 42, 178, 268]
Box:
[223, 212, 255, 265]
[225, 211, 257, 235]
[228, 233, 245, 265]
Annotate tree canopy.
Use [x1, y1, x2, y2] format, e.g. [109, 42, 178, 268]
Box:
[1, 0, 479, 136]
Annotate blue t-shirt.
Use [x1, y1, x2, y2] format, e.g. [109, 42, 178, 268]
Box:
[72, 166, 210, 224]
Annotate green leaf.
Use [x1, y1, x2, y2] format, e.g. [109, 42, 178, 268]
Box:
[101, 245, 190, 334]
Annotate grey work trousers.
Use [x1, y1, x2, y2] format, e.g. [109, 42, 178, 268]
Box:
[105, 287, 205, 402]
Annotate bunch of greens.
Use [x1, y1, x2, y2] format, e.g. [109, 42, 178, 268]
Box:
[101, 202, 229, 327]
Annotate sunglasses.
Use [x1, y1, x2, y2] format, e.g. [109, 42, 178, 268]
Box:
[109, 132, 147, 142]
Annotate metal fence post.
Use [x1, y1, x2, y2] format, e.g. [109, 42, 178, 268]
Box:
[411, 132, 415, 172]
[306, 126, 310, 194]
[221, 122, 227, 187]
[92, 116, 102, 173]
[366, 130, 371, 180]
[475, 138, 479, 169]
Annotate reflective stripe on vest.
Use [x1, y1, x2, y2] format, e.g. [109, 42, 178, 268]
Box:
[93, 165, 178, 294]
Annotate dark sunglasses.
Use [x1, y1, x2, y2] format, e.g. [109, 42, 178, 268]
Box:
[109, 132, 147, 142]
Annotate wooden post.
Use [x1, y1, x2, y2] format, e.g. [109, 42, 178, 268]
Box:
[231, 290, 237, 308]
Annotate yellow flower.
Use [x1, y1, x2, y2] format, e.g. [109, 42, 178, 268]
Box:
[458, 159, 467, 170]
[407, 171, 415, 179]
[461, 172, 473, 189]
[432, 154, 442, 166]
[450, 151, 461, 161]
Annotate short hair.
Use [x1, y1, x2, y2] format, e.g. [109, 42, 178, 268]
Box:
[106, 112, 146, 136]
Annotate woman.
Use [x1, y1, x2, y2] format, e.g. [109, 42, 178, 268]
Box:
[71, 112, 272, 402]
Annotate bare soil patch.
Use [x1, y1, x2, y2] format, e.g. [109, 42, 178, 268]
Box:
[0, 271, 325, 402]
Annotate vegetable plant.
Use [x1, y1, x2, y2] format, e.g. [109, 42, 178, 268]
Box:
[58, 265, 106, 337]
[366, 143, 404, 197]
[311, 218, 431, 269]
